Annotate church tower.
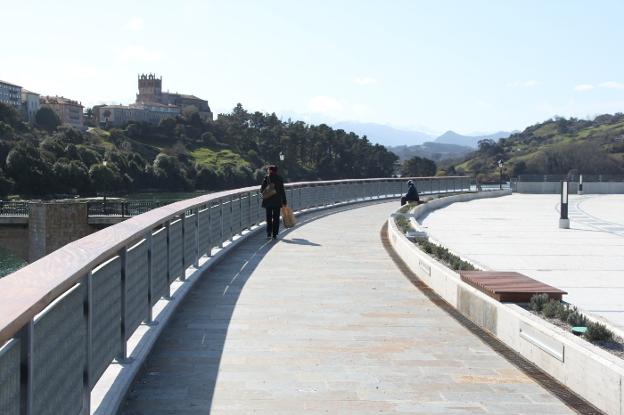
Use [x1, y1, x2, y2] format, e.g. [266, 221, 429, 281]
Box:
[136, 73, 162, 104]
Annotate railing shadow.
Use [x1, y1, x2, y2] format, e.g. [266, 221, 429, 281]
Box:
[117, 201, 383, 414]
[279, 237, 321, 246]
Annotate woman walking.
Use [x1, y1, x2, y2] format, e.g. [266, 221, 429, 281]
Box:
[260, 165, 287, 239]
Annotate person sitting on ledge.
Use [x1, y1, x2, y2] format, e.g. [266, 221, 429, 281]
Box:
[401, 180, 420, 206]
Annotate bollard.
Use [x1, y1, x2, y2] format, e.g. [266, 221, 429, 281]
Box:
[559, 180, 570, 229]
[578, 174, 584, 195]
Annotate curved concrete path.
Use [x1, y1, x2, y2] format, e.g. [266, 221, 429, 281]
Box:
[119, 202, 573, 415]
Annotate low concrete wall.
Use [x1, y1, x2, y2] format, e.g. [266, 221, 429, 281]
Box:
[388, 192, 624, 415]
[515, 181, 624, 194]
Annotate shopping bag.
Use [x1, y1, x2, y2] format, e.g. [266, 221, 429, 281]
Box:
[281, 206, 296, 228]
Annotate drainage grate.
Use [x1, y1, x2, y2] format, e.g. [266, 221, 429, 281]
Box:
[380, 223, 604, 415]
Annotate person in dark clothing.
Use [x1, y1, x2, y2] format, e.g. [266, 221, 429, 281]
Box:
[401, 180, 420, 206]
[260, 165, 287, 239]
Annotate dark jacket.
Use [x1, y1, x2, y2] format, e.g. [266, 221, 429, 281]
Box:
[260, 174, 287, 208]
[405, 183, 419, 201]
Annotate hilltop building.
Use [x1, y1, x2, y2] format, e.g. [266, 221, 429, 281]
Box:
[0, 80, 22, 108]
[136, 74, 213, 121]
[94, 74, 213, 127]
[93, 103, 180, 127]
[21, 89, 40, 122]
[41, 95, 84, 129]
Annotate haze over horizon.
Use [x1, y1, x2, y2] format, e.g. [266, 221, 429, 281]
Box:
[2, 0, 623, 135]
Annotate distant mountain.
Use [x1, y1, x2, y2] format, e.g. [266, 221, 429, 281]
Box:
[434, 130, 512, 148]
[389, 142, 474, 162]
[332, 121, 433, 147]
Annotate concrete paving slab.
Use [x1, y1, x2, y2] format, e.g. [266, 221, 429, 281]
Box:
[118, 202, 573, 414]
[422, 193, 624, 331]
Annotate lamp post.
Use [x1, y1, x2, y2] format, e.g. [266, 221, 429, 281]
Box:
[498, 160, 503, 190]
[279, 151, 285, 162]
[102, 160, 108, 214]
[559, 180, 570, 229]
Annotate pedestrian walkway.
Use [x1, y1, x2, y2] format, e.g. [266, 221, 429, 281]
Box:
[119, 202, 574, 414]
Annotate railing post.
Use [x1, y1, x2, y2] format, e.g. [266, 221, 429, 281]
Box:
[229, 196, 234, 240]
[239, 195, 243, 233]
[180, 214, 186, 282]
[194, 207, 200, 268]
[146, 232, 155, 324]
[82, 271, 93, 415]
[19, 321, 33, 415]
[118, 246, 131, 362]
[248, 192, 252, 229]
[219, 200, 224, 248]
[207, 204, 213, 257]
[165, 221, 172, 299]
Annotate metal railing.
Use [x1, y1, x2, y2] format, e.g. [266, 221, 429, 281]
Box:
[516, 174, 624, 182]
[0, 201, 29, 217]
[86, 200, 169, 217]
[0, 176, 471, 415]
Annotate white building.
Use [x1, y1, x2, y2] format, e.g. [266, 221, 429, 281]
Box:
[21, 89, 40, 122]
[93, 103, 180, 127]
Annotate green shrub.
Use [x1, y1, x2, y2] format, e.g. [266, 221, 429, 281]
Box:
[567, 308, 587, 327]
[542, 299, 562, 318]
[529, 294, 549, 312]
[395, 216, 410, 233]
[584, 322, 614, 342]
[556, 303, 572, 321]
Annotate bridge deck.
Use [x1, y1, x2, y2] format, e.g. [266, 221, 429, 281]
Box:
[119, 202, 573, 414]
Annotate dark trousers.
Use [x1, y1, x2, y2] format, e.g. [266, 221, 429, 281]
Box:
[265, 207, 280, 236]
[401, 196, 420, 206]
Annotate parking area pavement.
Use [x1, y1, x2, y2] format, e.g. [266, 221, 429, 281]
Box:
[421, 194, 624, 331]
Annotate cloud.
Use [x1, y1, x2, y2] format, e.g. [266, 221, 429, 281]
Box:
[307, 96, 344, 114]
[599, 81, 624, 90]
[118, 46, 162, 63]
[353, 76, 378, 85]
[507, 80, 539, 88]
[125, 17, 144, 32]
[574, 84, 594, 92]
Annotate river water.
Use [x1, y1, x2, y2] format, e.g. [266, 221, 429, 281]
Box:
[0, 191, 213, 278]
[0, 247, 26, 278]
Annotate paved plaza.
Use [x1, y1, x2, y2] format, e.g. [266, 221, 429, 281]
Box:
[421, 194, 624, 332]
[119, 202, 573, 415]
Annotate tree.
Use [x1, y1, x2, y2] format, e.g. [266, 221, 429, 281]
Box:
[0, 168, 14, 197]
[0, 102, 21, 127]
[401, 156, 437, 177]
[89, 163, 119, 194]
[35, 106, 61, 132]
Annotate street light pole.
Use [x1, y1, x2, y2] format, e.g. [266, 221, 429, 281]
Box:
[498, 160, 503, 190]
[102, 160, 108, 214]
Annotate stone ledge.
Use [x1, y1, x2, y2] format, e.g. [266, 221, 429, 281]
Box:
[387, 191, 624, 415]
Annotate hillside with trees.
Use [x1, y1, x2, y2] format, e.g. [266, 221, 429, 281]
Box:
[448, 114, 624, 182]
[0, 103, 397, 198]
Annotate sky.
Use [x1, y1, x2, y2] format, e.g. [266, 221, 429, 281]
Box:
[2, 0, 624, 135]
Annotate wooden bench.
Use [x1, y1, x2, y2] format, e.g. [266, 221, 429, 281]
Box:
[458, 271, 567, 302]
